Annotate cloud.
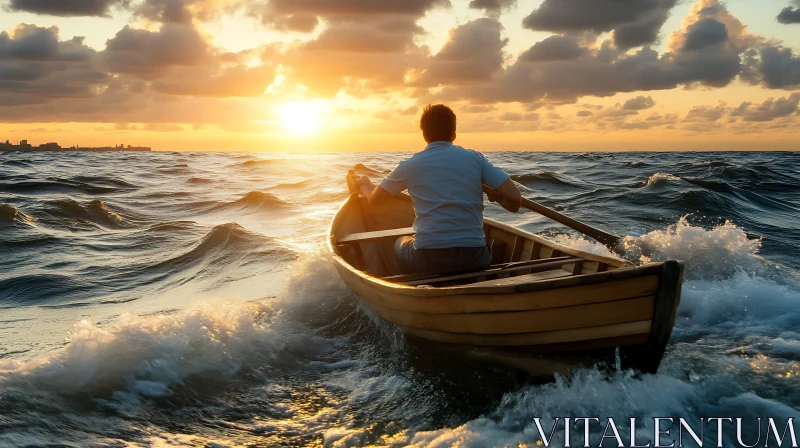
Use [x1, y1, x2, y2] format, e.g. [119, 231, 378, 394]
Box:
[411, 18, 507, 87]
[255, 0, 449, 96]
[521, 0, 678, 50]
[280, 17, 427, 96]
[758, 45, 800, 89]
[777, 1, 800, 24]
[251, 0, 449, 31]
[623, 96, 655, 111]
[734, 93, 800, 122]
[7, 0, 127, 17]
[103, 24, 211, 78]
[103, 23, 277, 97]
[683, 103, 729, 122]
[681, 17, 728, 51]
[423, 0, 758, 105]
[468, 0, 515, 13]
[0, 25, 106, 105]
[519, 35, 585, 62]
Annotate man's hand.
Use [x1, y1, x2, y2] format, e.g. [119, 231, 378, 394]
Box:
[484, 179, 522, 213]
[355, 176, 374, 189]
[354, 174, 393, 208]
[486, 190, 503, 203]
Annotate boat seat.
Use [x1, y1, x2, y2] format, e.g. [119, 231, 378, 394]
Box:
[469, 269, 574, 287]
[404, 257, 583, 287]
[337, 227, 415, 245]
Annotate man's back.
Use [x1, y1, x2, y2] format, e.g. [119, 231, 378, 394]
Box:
[354, 103, 521, 274]
[380, 141, 509, 249]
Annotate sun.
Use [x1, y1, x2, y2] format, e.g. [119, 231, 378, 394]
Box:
[280, 102, 322, 135]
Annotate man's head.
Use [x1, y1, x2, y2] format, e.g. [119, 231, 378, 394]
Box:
[420, 104, 456, 143]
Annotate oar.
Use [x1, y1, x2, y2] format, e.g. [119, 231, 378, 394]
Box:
[482, 185, 624, 253]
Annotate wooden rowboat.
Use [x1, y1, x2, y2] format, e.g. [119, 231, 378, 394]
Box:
[328, 192, 684, 374]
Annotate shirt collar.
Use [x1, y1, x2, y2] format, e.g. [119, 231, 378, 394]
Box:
[424, 141, 454, 151]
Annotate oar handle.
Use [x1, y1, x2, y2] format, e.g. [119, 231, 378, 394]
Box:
[482, 185, 623, 251]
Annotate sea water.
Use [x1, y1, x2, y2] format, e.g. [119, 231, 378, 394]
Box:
[1, 151, 798, 446]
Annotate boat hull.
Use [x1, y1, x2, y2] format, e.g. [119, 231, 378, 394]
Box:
[328, 194, 683, 374]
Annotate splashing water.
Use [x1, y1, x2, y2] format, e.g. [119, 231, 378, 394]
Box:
[624, 216, 763, 278]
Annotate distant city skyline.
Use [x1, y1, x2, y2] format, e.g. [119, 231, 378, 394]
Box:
[1, 139, 152, 152]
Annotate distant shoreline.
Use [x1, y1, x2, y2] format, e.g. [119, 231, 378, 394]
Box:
[0, 147, 152, 153]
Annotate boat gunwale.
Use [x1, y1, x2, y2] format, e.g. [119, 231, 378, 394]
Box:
[327, 194, 653, 297]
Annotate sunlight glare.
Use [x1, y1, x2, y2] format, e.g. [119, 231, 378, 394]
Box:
[280, 102, 322, 135]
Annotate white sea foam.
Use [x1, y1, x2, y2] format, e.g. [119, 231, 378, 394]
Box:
[623, 216, 763, 277]
[0, 249, 356, 411]
[0, 301, 277, 398]
[646, 172, 683, 186]
[378, 365, 799, 448]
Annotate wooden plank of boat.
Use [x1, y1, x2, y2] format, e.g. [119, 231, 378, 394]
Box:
[404, 257, 582, 286]
[345, 274, 660, 314]
[337, 227, 415, 244]
[381, 256, 575, 284]
[400, 320, 652, 347]
[364, 296, 655, 335]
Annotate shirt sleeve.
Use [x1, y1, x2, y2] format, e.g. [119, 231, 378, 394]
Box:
[478, 152, 510, 189]
[379, 161, 408, 196]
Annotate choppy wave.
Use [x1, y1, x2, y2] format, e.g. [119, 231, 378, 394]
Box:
[0, 179, 125, 195]
[0, 203, 36, 225]
[511, 171, 581, 188]
[39, 199, 135, 229]
[1, 160, 33, 168]
[0, 274, 90, 305]
[240, 159, 285, 167]
[212, 191, 292, 213]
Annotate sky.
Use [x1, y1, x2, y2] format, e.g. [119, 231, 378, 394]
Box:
[0, 0, 799, 151]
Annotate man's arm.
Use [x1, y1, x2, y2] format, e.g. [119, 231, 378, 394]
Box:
[486, 178, 522, 213]
[356, 176, 394, 208]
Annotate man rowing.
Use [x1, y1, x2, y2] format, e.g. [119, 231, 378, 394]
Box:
[352, 104, 522, 274]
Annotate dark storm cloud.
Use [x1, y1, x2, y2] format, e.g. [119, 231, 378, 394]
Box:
[758, 46, 800, 89]
[622, 96, 655, 110]
[519, 35, 585, 62]
[521, 0, 678, 50]
[7, 0, 127, 17]
[777, 1, 800, 24]
[468, 0, 515, 13]
[411, 18, 507, 87]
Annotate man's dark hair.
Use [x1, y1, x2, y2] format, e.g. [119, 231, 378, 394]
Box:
[420, 104, 456, 143]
